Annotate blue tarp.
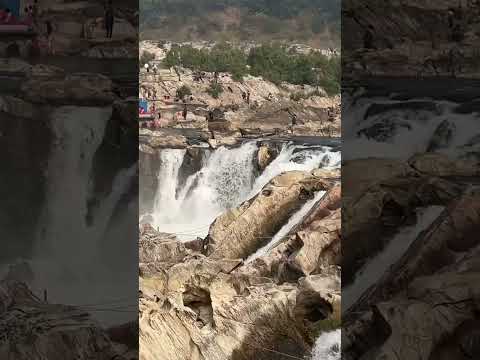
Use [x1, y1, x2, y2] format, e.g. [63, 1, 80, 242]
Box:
[1, 0, 20, 17]
[139, 99, 148, 113]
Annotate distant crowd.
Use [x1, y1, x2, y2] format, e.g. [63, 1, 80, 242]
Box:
[1, 0, 116, 56]
[0, 0, 38, 27]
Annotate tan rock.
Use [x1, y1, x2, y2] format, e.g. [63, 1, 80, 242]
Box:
[205, 171, 333, 260]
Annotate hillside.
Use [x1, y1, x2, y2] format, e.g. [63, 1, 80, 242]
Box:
[140, 0, 340, 48]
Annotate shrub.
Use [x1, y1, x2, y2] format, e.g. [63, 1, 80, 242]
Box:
[140, 51, 155, 67]
[176, 85, 192, 99]
[206, 82, 223, 99]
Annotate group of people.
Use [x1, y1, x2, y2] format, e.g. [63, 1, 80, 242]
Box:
[0, 0, 37, 26]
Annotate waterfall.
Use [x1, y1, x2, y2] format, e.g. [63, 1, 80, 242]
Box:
[151, 142, 340, 241]
[35, 106, 111, 267]
[249, 144, 340, 198]
[152, 142, 258, 240]
[342, 206, 444, 312]
[311, 329, 340, 360]
[27, 106, 137, 325]
[246, 190, 326, 263]
[152, 148, 187, 224]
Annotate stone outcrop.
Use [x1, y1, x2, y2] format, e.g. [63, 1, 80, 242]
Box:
[342, 153, 470, 285]
[238, 184, 341, 283]
[342, 152, 480, 360]
[139, 169, 341, 360]
[0, 281, 134, 360]
[205, 171, 335, 260]
[343, 0, 480, 79]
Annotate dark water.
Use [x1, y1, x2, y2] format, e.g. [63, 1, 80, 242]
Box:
[344, 76, 480, 102]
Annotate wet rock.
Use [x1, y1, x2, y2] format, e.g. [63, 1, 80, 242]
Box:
[256, 144, 275, 170]
[357, 120, 412, 142]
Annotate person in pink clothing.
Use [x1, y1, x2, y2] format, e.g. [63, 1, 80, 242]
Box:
[4, 8, 13, 23]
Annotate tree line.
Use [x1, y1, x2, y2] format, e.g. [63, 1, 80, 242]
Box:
[162, 43, 340, 95]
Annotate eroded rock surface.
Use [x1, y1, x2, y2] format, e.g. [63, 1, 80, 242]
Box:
[139, 170, 341, 360]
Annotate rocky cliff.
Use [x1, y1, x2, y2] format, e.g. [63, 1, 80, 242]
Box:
[343, 0, 480, 79]
[139, 171, 341, 360]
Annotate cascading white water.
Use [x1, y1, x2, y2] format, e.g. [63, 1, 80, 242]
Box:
[246, 190, 326, 263]
[27, 106, 138, 325]
[152, 148, 187, 225]
[311, 329, 341, 360]
[35, 106, 111, 268]
[152, 142, 258, 240]
[343, 92, 480, 160]
[249, 144, 340, 198]
[342, 205, 445, 312]
[151, 142, 341, 241]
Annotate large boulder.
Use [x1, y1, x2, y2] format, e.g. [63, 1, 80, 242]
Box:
[238, 184, 341, 282]
[205, 171, 334, 260]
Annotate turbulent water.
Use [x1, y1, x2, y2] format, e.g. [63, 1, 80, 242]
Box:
[342, 206, 445, 311]
[343, 92, 480, 160]
[311, 329, 341, 360]
[150, 141, 340, 241]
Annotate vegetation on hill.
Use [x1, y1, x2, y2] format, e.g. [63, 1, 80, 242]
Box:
[163, 43, 341, 95]
[140, 0, 340, 46]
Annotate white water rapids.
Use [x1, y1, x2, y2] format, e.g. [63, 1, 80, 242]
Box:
[311, 329, 341, 360]
[343, 205, 445, 312]
[150, 141, 340, 241]
[342, 92, 480, 161]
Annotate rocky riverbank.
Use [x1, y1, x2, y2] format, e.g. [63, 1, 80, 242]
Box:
[139, 41, 340, 148]
[139, 168, 341, 360]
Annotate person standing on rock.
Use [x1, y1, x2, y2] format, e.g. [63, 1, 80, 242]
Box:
[182, 104, 188, 120]
[32, 0, 39, 27]
[104, 0, 114, 38]
[246, 90, 251, 105]
[363, 25, 375, 50]
[45, 20, 55, 55]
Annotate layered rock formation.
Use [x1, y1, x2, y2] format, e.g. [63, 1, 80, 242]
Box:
[343, 0, 480, 79]
[139, 171, 341, 360]
[342, 152, 480, 360]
